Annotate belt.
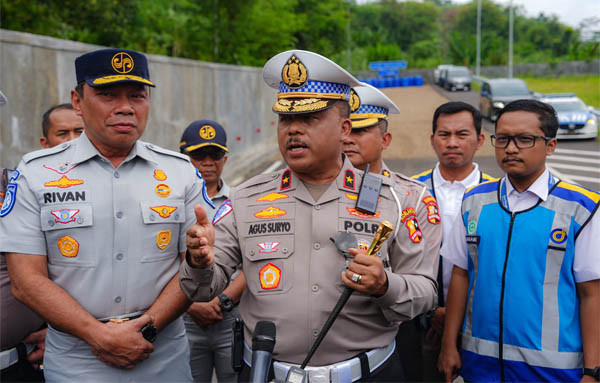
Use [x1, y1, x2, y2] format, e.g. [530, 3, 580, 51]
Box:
[0, 343, 35, 370]
[243, 340, 396, 383]
[97, 310, 146, 323]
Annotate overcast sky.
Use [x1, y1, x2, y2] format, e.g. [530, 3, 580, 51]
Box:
[448, 0, 598, 29]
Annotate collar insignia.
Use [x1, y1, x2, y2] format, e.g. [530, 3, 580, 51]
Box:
[150, 205, 177, 218]
[349, 89, 360, 112]
[282, 55, 308, 89]
[281, 169, 291, 190]
[259, 263, 282, 290]
[344, 169, 355, 190]
[156, 230, 172, 250]
[154, 169, 167, 181]
[257, 192, 289, 202]
[44, 175, 84, 188]
[254, 206, 287, 219]
[382, 169, 391, 178]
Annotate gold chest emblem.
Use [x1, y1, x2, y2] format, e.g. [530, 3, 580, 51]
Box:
[282, 55, 308, 88]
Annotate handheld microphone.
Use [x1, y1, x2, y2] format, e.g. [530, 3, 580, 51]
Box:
[250, 320, 276, 383]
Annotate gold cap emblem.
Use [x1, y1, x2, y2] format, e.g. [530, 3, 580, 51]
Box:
[282, 55, 308, 88]
[349, 89, 361, 112]
[199, 125, 216, 140]
[111, 52, 134, 74]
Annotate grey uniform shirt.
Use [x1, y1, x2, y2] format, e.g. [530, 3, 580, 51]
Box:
[181, 157, 441, 365]
[0, 133, 212, 320]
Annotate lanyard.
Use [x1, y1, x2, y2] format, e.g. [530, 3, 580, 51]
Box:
[500, 172, 556, 211]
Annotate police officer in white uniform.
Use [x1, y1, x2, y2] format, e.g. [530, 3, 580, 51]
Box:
[0, 48, 213, 382]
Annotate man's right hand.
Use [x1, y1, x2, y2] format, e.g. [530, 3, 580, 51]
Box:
[90, 315, 155, 369]
[438, 345, 461, 383]
[186, 204, 215, 269]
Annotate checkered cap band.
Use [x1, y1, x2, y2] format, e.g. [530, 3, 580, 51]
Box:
[279, 80, 350, 99]
[356, 104, 388, 115]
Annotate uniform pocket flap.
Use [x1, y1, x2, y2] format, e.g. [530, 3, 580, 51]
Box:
[40, 204, 93, 231]
[140, 200, 185, 224]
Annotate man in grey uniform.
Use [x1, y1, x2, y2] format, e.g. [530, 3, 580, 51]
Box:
[0, 48, 213, 382]
[180, 50, 442, 382]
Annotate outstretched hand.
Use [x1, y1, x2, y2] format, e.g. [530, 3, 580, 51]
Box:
[186, 204, 215, 269]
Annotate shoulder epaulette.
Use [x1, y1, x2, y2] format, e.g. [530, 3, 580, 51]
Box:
[553, 181, 600, 214]
[23, 143, 71, 164]
[464, 178, 499, 198]
[411, 168, 433, 181]
[394, 172, 426, 187]
[144, 143, 190, 162]
[233, 173, 277, 200]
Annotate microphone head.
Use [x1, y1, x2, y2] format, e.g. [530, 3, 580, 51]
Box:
[252, 321, 276, 353]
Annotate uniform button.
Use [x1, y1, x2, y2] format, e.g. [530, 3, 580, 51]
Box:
[77, 217, 84, 224]
[116, 253, 123, 260]
[313, 243, 320, 250]
[312, 330, 319, 337]
[114, 171, 120, 179]
[147, 144, 154, 149]
[314, 204, 321, 210]
[249, 250, 255, 256]
[48, 220, 55, 227]
[174, 214, 180, 220]
[150, 214, 156, 221]
[116, 211, 123, 219]
[282, 248, 288, 254]
[61, 143, 68, 148]
[311, 285, 319, 292]
[114, 296, 122, 303]
[271, 174, 278, 179]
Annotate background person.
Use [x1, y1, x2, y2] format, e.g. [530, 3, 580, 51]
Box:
[439, 99, 600, 382]
[180, 49, 442, 383]
[0, 48, 214, 382]
[40, 103, 84, 148]
[180, 120, 245, 382]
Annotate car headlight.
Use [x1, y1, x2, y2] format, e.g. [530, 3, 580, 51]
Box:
[493, 102, 505, 109]
[586, 117, 597, 126]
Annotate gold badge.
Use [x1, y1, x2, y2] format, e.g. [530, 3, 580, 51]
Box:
[156, 230, 171, 250]
[57, 235, 79, 257]
[155, 184, 171, 198]
[150, 205, 177, 218]
[44, 175, 84, 188]
[349, 89, 361, 112]
[257, 193, 289, 202]
[346, 207, 380, 219]
[111, 52, 134, 74]
[259, 263, 281, 290]
[282, 55, 308, 88]
[382, 169, 391, 178]
[154, 169, 167, 181]
[254, 206, 287, 219]
[199, 125, 216, 140]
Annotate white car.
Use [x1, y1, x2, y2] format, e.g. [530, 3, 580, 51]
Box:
[539, 94, 598, 140]
[434, 64, 453, 86]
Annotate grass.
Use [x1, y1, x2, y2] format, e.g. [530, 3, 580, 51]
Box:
[472, 74, 599, 108]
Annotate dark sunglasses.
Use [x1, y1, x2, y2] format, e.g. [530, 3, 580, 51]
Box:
[188, 147, 226, 161]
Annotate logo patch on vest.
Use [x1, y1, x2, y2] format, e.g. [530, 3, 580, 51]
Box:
[155, 184, 171, 197]
[213, 200, 233, 224]
[466, 235, 480, 244]
[281, 170, 291, 190]
[156, 230, 171, 250]
[50, 208, 80, 224]
[150, 205, 177, 218]
[57, 235, 79, 257]
[254, 206, 287, 219]
[401, 207, 422, 243]
[257, 193, 289, 202]
[258, 241, 280, 253]
[422, 196, 441, 225]
[153, 169, 167, 181]
[44, 175, 84, 188]
[468, 220, 477, 235]
[550, 228, 567, 244]
[259, 263, 281, 290]
[344, 169, 355, 190]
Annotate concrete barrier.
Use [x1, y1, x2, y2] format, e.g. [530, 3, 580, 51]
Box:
[0, 29, 279, 182]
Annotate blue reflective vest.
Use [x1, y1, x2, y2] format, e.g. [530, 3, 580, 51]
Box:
[459, 176, 599, 382]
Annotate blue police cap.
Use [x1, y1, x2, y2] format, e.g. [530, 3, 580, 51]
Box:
[75, 48, 155, 88]
[180, 120, 228, 153]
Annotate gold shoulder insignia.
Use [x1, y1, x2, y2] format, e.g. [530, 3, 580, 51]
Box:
[282, 55, 308, 88]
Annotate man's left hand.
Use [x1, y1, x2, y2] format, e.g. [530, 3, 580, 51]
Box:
[342, 248, 388, 296]
[23, 328, 47, 369]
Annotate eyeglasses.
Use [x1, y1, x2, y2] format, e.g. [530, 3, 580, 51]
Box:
[188, 148, 226, 161]
[490, 134, 552, 149]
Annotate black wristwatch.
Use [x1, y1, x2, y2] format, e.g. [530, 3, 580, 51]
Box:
[218, 293, 234, 312]
[141, 323, 157, 343]
[584, 367, 600, 381]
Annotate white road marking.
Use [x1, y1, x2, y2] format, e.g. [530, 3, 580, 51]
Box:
[548, 155, 600, 165]
[554, 148, 600, 157]
[546, 163, 599, 173]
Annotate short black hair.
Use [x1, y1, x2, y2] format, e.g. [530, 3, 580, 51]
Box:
[495, 99, 559, 138]
[42, 103, 74, 138]
[334, 100, 350, 118]
[75, 82, 85, 97]
[432, 101, 482, 135]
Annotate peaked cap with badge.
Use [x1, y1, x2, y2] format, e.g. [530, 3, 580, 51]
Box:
[263, 50, 361, 114]
[350, 82, 400, 129]
[75, 48, 155, 88]
[180, 120, 228, 154]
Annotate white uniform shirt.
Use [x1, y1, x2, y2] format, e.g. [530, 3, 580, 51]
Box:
[434, 162, 482, 302]
[442, 168, 600, 282]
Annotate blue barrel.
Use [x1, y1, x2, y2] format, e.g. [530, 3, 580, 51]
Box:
[414, 76, 424, 86]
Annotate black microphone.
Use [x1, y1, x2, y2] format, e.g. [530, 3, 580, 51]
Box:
[250, 320, 276, 383]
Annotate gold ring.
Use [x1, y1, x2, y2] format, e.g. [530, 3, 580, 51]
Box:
[351, 273, 362, 284]
[357, 274, 362, 284]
